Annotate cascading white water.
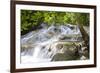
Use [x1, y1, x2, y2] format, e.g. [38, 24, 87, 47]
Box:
[21, 24, 83, 63]
[33, 46, 41, 58]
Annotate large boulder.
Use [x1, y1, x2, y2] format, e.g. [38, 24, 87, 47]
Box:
[51, 42, 80, 61]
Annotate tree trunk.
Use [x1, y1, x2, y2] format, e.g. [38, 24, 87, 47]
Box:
[78, 24, 89, 53]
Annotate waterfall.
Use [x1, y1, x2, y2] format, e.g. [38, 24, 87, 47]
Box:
[21, 24, 84, 63]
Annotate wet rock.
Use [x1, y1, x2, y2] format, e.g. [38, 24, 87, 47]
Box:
[47, 31, 55, 37]
[59, 35, 71, 40]
[67, 24, 75, 30]
[48, 48, 51, 52]
[51, 43, 80, 61]
[80, 47, 89, 58]
[56, 44, 63, 50]
[41, 46, 45, 49]
[80, 55, 87, 60]
[21, 44, 34, 52]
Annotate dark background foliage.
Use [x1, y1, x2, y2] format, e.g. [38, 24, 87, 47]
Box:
[21, 10, 89, 35]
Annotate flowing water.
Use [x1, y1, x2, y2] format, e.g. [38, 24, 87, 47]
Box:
[21, 24, 84, 63]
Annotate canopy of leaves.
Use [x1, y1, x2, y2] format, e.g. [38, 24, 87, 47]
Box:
[21, 10, 89, 35]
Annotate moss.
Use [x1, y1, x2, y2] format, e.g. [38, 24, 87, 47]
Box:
[52, 52, 79, 61]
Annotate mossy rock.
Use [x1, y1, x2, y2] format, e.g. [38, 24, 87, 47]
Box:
[51, 51, 79, 61]
[51, 42, 81, 61]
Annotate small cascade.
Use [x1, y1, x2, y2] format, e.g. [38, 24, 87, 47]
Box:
[32, 46, 41, 58]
